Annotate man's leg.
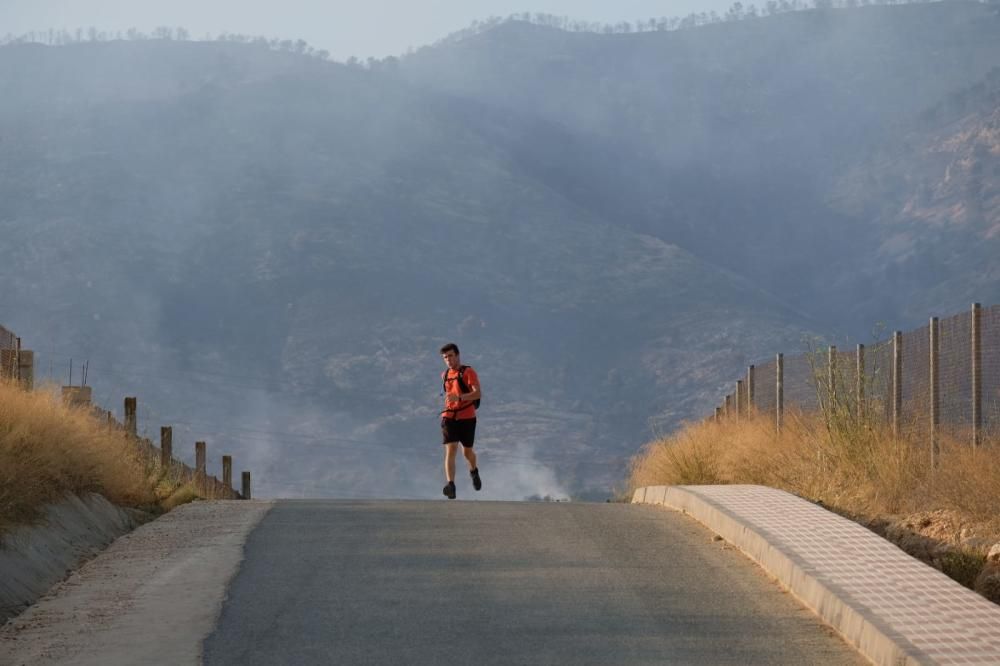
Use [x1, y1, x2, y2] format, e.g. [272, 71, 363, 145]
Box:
[444, 443, 458, 483]
[464, 446, 482, 491]
[462, 446, 477, 471]
[443, 443, 458, 499]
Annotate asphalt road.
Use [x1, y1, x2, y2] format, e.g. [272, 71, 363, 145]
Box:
[203, 501, 864, 665]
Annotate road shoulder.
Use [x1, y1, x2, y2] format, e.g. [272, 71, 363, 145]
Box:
[0, 500, 273, 666]
[633, 484, 1000, 666]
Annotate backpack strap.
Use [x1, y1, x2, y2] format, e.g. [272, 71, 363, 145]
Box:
[442, 366, 475, 417]
[456, 365, 471, 395]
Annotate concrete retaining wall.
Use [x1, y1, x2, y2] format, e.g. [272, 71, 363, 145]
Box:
[0, 493, 142, 623]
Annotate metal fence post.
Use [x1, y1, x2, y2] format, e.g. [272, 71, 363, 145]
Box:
[856, 344, 865, 421]
[893, 331, 903, 440]
[930, 317, 940, 468]
[972, 302, 982, 449]
[828, 345, 838, 412]
[735, 380, 744, 421]
[776, 353, 784, 434]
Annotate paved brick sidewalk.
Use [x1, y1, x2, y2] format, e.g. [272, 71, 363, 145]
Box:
[633, 485, 1000, 666]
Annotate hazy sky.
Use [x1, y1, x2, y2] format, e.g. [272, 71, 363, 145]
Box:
[3, 0, 735, 60]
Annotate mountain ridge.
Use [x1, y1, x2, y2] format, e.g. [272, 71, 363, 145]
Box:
[1, 3, 997, 497]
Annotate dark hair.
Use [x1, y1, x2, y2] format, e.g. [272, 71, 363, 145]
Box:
[440, 343, 460, 355]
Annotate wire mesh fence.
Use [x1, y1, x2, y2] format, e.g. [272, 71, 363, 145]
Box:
[711, 303, 1000, 449]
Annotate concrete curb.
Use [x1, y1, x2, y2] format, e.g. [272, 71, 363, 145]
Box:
[632, 485, 1000, 666]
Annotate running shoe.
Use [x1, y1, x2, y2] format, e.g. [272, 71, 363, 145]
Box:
[443, 481, 456, 499]
[471, 468, 482, 491]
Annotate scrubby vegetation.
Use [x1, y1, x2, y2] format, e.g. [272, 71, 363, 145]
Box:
[628, 411, 1000, 601]
[0, 379, 207, 534]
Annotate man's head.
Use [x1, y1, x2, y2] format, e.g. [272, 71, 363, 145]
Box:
[440, 343, 461, 370]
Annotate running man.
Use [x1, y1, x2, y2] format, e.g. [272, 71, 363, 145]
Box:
[439, 343, 482, 499]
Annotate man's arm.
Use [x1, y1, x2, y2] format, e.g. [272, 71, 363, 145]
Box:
[454, 370, 481, 402]
[455, 383, 481, 402]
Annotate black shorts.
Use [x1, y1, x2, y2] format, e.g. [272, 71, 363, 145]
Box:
[441, 418, 476, 448]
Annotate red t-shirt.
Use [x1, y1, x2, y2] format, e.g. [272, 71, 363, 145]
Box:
[441, 366, 479, 420]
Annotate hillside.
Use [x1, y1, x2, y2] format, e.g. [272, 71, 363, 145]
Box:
[0, 3, 998, 498]
[832, 66, 1000, 320]
[403, 2, 1000, 325]
[0, 39, 805, 499]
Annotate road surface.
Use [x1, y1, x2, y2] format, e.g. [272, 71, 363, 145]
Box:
[203, 500, 862, 665]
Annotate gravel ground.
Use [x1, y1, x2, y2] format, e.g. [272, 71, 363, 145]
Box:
[0, 500, 273, 666]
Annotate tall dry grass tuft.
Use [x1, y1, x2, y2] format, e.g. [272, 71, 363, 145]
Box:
[0, 379, 159, 532]
[628, 409, 1000, 525]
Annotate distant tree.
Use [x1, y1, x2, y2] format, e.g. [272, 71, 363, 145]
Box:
[176, 27, 190, 41]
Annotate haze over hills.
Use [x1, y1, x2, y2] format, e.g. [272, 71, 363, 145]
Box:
[1, 1, 998, 499]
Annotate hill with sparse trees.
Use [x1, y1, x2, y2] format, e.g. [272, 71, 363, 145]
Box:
[0, 1, 998, 499]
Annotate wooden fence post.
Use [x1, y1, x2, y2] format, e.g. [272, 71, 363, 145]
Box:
[893, 331, 903, 440]
[972, 302, 982, 449]
[124, 397, 137, 437]
[196, 441, 206, 478]
[223, 456, 233, 490]
[161, 426, 172, 472]
[747, 365, 755, 415]
[18, 350, 33, 390]
[856, 343, 865, 421]
[776, 353, 784, 434]
[930, 317, 940, 469]
[242, 471, 252, 500]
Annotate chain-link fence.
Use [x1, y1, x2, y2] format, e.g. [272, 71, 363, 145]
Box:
[712, 303, 1000, 448]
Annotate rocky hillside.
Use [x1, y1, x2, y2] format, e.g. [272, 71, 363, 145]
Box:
[832, 66, 1000, 319]
[0, 2, 997, 498]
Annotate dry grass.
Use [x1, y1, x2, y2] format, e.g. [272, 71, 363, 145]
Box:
[629, 410, 1000, 526]
[629, 409, 1000, 599]
[0, 379, 200, 533]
